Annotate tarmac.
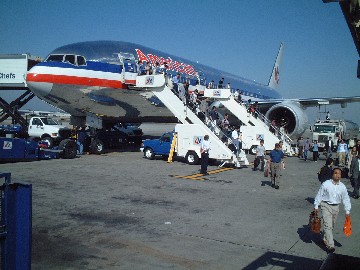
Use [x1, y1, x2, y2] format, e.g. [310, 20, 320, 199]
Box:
[1, 123, 359, 270]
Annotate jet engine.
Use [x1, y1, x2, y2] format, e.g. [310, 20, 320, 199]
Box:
[265, 101, 308, 139]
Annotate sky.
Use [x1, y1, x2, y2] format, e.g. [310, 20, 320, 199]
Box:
[1, 0, 359, 125]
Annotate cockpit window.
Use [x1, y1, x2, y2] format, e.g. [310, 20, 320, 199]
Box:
[65, 54, 75, 65]
[45, 54, 87, 66]
[77, 56, 86, 66]
[46, 54, 64, 62]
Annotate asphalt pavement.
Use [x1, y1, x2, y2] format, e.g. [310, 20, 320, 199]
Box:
[0, 127, 359, 269]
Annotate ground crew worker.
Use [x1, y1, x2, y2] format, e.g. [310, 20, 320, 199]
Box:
[200, 135, 210, 175]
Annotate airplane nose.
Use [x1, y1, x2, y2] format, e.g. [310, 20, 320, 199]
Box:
[26, 66, 54, 98]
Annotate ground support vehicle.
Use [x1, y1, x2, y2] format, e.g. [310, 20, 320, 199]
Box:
[141, 124, 249, 167]
[0, 137, 61, 162]
[0, 124, 77, 161]
[27, 116, 72, 148]
[312, 119, 357, 151]
[82, 123, 143, 155]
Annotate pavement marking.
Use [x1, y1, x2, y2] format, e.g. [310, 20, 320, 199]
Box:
[171, 167, 235, 181]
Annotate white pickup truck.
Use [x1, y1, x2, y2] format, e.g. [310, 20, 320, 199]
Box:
[27, 116, 72, 147]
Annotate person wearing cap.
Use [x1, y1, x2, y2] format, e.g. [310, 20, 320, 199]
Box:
[314, 168, 351, 253]
[200, 135, 211, 175]
[268, 143, 284, 189]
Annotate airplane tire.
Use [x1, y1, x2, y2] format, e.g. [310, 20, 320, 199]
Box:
[144, 147, 154, 160]
[59, 139, 77, 159]
[185, 151, 199, 165]
[90, 139, 105, 155]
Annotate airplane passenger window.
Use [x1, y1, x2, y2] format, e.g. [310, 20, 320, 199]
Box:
[46, 54, 64, 62]
[77, 56, 86, 66]
[65, 55, 75, 65]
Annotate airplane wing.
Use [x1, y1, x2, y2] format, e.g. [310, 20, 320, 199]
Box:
[257, 96, 360, 108]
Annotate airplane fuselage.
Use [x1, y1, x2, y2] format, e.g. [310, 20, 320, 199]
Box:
[26, 41, 281, 123]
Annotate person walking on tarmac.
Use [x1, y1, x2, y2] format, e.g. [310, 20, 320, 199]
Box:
[200, 135, 210, 175]
[313, 168, 351, 253]
[325, 137, 333, 159]
[254, 139, 266, 171]
[269, 143, 284, 189]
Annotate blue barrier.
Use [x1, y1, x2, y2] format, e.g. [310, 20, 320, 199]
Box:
[0, 172, 32, 270]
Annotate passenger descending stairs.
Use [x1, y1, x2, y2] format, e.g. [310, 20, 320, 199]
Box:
[210, 92, 293, 155]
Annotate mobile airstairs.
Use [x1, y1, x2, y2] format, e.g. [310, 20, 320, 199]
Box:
[116, 52, 292, 156]
[202, 88, 294, 156]
[133, 74, 249, 167]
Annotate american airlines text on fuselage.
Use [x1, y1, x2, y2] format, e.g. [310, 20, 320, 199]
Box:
[135, 49, 197, 76]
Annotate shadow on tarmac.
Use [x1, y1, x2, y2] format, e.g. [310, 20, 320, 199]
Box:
[242, 251, 322, 270]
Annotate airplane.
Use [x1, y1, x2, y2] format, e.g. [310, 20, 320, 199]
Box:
[26, 40, 360, 138]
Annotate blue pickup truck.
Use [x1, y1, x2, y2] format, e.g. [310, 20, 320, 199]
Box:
[141, 132, 173, 160]
[140, 131, 201, 165]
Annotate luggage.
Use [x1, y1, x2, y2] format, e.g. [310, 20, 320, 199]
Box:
[343, 215, 352, 236]
[309, 211, 321, 233]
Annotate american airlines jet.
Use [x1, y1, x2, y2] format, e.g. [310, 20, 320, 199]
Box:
[26, 41, 360, 138]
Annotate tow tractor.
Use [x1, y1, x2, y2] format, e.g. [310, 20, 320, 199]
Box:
[0, 124, 77, 162]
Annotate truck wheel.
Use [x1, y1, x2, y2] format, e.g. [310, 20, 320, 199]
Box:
[144, 147, 154, 160]
[185, 151, 199, 165]
[90, 139, 105, 154]
[250, 146, 257, 155]
[59, 139, 77, 159]
[42, 136, 54, 148]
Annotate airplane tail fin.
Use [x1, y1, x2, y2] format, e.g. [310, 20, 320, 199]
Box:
[268, 42, 284, 89]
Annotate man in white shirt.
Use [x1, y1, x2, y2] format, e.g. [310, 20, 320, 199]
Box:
[254, 139, 266, 171]
[231, 127, 240, 156]
[337, 139, 348, 166]
[314, 168, 351, 253]
[200, 135, 211, 175]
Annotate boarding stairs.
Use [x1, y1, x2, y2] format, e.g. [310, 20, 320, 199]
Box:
[133, 74, 249, 167]
[203, 89, 293, 155]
